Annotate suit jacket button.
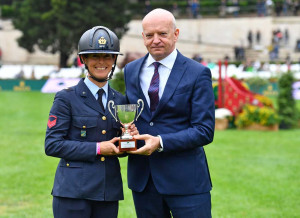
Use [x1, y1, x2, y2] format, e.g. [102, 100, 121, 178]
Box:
[102, 130, 106, 134]
[102, 116, 106, 121]
[66, 163, 70, 167]
[101, 157, 105, 161]
[150, 122, 154, 126]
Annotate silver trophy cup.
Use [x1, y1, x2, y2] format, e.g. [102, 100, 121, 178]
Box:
[108, 99, 144, 151]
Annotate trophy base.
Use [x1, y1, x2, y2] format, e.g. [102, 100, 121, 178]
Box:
[119, 138, 137, 152]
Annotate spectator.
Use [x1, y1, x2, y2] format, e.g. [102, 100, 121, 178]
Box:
[262, 0, 267, 15]
[232, 0, 239, 17]
[275, 2, 282, 16]
[293, 0, 299, 16]
[190, 0, 200, 18]
[285, 53, 291, 65]
[172, 2, 180, 18]
[282, 0, 292, 16]
[266, 0, 274, 16]
[273, 44, 279, 59]
[295, 39, 300, 52]
[224, 54, 230, 62]
[192, 54, 207, 66]
[186, 0, 193, 18]
[73, 56, 78, 68]
[272, 29, 282, 45]
[253, 59, 262, 71]
[234, 46, 239, 60]
[192, 54, 203, 62]
[220, 0, 227, 17]
[144, 0, 151, 15]
[16, 66, 25, 79]
[247, 30, 253, 48]
[284, 28, 289, 45]
[268, 44, 275, 61]
[234, 45, 245, 61]
[257, 0, 266, 16]
[256, 30, 261, 45]
[275, 29, 283, 44]
[242, 58, 254, 72]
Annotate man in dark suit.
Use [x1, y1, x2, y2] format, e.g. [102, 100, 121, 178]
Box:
[45, 26, 137, 218]
[124, 9, 215, 218]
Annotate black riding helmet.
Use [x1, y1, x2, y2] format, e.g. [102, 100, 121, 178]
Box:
[78, 26, 123, 82]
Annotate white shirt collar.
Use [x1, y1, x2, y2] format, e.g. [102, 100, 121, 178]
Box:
[146, 49, 178, 70]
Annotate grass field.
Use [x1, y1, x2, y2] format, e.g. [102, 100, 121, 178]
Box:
[0, 92, 300, 217]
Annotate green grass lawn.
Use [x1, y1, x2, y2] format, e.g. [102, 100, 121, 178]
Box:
[0, 92, 300, 217]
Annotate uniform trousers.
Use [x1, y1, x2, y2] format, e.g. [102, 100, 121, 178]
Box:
[132, 176, 211, 218]
[53, 196, 118, 218]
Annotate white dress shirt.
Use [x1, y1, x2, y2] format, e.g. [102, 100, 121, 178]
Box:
[139, 49, 178, 108]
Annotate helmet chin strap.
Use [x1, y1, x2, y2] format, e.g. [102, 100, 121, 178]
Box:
[88, 74, 109, 83]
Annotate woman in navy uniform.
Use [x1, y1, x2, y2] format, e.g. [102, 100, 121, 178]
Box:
[45, 26, 136, 218]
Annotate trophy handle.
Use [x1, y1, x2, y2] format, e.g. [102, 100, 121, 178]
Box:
[136, 99, 144, 121]
[108, 100, 118, 122]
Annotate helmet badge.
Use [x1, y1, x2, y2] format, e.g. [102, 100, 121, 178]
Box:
[98, 37, 107, 46]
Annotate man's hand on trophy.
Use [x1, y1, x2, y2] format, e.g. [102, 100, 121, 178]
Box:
[129, 123, 139, 136]
[121, 123, 139, 136]
[99, 137, 124, 155]
[127, 134, 160, 155]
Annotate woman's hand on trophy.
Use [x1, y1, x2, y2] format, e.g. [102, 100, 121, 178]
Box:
[99, 137, 124, 155]
[127, 134, 160, 155]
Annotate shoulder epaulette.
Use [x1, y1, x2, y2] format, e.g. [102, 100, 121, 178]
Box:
[64, 87, 74, 92]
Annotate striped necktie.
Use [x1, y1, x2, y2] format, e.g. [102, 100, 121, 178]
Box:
[148, 62, 161, 112]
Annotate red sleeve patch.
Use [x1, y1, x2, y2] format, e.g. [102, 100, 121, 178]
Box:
[47, 115, 57, 128]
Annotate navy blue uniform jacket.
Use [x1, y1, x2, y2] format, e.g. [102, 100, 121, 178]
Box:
[45, 78, 126, 201]
[124, 51, 215, 195]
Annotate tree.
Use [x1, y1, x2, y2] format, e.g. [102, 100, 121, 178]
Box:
[109, 71, 125, 95]
[12, 0, 131, 67]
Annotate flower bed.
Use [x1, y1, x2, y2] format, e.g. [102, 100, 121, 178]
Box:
[235, 104, 280, 130]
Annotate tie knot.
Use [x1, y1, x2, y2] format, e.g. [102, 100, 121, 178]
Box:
[97, 89, 104, 96]
[153, 62, 161, 70]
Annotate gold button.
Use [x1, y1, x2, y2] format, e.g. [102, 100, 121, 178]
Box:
[102, 116, 106, 121]
[101, 157, 105, 161]
[66, 163, 70, 167]
[83, 126, 86, 129]
[102, 130, 106, 134]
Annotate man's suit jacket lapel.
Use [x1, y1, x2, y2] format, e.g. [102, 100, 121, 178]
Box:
[132, 54, 153, 120]
[153, 52, 187, 117]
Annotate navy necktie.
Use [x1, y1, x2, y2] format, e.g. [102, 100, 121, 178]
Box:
[97, 89, 105, 111]
[148, 62, 161, 112]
